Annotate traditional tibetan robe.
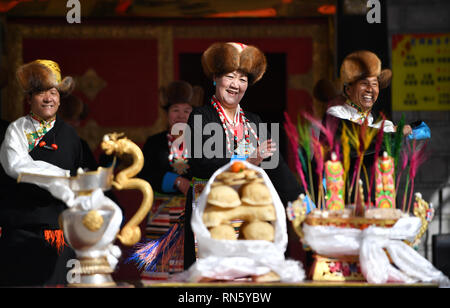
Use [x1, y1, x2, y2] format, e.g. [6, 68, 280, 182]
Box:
[326, 102, 395, 132]
[184, 102, 304, 269]
[139, 130, 192, 195]
[0, 114, 83, 286]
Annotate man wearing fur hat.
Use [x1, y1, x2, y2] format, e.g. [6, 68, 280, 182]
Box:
[318, 51, 414, 204]
[327, 50, 412, 135]
[0, 60, 83, 286]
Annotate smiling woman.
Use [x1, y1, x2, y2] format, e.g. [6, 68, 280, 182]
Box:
[183, 42, 305, 270]
[213, 71, 248, 116]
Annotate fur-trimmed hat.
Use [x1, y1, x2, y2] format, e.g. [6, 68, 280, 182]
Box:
[201, 42, 267, 85]
[16, 59, 75, 96]
[340, 50, 392, 89]
[160, 80, 204, 111]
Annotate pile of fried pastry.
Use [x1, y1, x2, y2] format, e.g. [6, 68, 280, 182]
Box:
[202, 164, 276, 242]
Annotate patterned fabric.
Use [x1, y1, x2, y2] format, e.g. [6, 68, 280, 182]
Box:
[345, 100, 371, 124]
[140, 195, 186, 281]
[25, 113, 56, 151]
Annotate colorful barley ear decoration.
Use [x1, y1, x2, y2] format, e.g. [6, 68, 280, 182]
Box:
[302, 112, 339, 159]
[311, 132, 325, 209]
[404, 139, 429, 213]
[368, 115, 386, 207]
[341, 123, 351, 203]
[296, 114, 315, 204]
[284, 112, 312, 202]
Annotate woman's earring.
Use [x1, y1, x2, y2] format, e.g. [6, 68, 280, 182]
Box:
[213, 81, 216, 86]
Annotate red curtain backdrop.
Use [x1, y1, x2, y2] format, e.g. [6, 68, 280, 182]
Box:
[23, 38, 159, 128]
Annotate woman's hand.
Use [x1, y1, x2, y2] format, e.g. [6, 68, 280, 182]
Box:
[247, 139, 277, 166]
[175, 176, 190, 196]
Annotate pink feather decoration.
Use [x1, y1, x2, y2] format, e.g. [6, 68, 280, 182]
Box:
[311, 132, 324, 208]
[311, 133, 323, 178]
[283, 112, 299, 144]
[407, 140, 429, 213]
[302, 112, 335, 154]
[284, 112, 310, 196]
[368, 118, 385, 206]
[395, 149, 409, 193]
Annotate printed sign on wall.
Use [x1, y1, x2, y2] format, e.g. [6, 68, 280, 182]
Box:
[392, 33, 450, 111]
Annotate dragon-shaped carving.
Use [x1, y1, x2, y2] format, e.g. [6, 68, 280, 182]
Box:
[101, 132, 153, 246]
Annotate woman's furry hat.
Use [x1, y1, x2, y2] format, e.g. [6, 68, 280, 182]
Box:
[340, 50, 392, 89]
[201, 42, 267, 85]
[16, 59, 75, 96]
[160, 80, 204, 110]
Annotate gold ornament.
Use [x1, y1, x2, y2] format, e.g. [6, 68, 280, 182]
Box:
[82, 210, 104, 232]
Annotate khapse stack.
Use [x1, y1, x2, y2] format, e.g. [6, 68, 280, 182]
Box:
[185, 160, 305, 283]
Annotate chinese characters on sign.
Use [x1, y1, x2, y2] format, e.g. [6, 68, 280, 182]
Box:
[392, 33, 450, 111]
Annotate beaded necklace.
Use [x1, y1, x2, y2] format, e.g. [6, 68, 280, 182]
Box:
[210, 95, 259, 155]
[345, 99, 371, 124]
[167, 133, 189, 175]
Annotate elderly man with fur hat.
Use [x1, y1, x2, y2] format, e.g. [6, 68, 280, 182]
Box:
[0, 60, 83, 286]
[327, 50, 412, 135]
[317, 51, 415, 204]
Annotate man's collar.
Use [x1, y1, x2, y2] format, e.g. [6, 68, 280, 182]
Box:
[345, 99, 371, 117]
[29, 111, 56, 125]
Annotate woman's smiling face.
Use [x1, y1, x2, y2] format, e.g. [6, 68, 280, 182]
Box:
[214, 70, 248, 108]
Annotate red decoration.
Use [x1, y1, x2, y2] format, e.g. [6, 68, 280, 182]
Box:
[39, 140, 46, 147]
[115, 0, 133, 15]
[51, 143, 58, 150]
[317, 5, 336, 15]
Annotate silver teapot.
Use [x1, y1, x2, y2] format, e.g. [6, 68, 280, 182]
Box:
[20, 133, 153, 287]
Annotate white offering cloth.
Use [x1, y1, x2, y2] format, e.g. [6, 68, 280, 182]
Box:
[303, 217, 449, 286]
[46, 183, 122, 269]
[187, 160, 305, 282]
[60, 187, 122, 270]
